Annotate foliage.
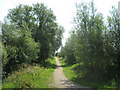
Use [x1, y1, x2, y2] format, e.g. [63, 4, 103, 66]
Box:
[2, 58, 55, 88]
[5, 3, 64, 61]
[1, 3, 63, 78]
[2, 24, 40, 77]
[59, 1, 120, 88]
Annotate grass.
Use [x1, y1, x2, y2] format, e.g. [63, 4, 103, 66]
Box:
[58, 57, 118, 89]
[2, 58, 56, 88]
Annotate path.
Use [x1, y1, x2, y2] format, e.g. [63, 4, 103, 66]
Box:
[51, 57, 84, 88]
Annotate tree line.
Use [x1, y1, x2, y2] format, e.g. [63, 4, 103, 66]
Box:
[59, 1, 120, 88]
[1, 3, 64, 79]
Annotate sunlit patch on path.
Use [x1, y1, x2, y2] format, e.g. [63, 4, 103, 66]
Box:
[50, 57, 84, 88]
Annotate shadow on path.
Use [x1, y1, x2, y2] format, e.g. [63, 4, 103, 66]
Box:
[51, 57, 85, 88]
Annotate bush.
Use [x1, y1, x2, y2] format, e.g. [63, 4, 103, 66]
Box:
[2, 25, 40, 77]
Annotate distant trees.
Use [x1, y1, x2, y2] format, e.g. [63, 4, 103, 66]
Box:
[1, 3, 63, 78]
[59, 1, 120, 88]
[60, 31, 77, 65]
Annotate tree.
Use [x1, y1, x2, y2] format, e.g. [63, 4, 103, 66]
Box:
[62, 31, 77, 65]
[5, 3, 64, 63]
[60, 1, 120, 88]
[2, 3, 64, 77]
[61, 0, 110, 83]
[107, 6, 120, 87]
[2, 23, 39, 77]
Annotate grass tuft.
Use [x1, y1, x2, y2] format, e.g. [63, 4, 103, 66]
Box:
[58, 57, 118, 89]
[2, 58, 56, 88]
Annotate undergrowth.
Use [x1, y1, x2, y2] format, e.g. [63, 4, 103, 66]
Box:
[2, 58, 56, 88]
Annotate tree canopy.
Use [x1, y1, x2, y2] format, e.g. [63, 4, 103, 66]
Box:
[1, 3, 64, 78]
[59, 1, 120, 88]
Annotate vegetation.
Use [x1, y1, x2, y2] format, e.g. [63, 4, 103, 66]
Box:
[59, 1, 120, 89]
[1, 0, 120, 89]
[1, 3, 64, 79]
[1, 3, 63, 88]
[59, 58, 116, 88]
[2, 58, 56, 88]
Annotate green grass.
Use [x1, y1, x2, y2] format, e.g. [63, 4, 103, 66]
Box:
[58, 57, 118, 89]
[63, 64, 77, 81]
[2, 58, 56, 88]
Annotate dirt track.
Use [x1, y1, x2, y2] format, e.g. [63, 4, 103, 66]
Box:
[51, 57, 84, 88]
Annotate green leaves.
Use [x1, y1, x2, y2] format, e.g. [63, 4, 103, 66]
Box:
[2, 3, 63, 77]
[5, 4, 63, 61]
[2, 23, 40, 77]
[1, 42, 8, 67]
[60, 1, 120, 87]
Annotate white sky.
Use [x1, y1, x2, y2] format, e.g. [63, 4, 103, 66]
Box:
[0, 0, 120, 46]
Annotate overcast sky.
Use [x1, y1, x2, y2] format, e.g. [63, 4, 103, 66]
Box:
[0, 0, 119, 46]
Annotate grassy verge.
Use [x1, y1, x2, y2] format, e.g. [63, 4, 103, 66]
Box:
[58, 57, 117, 89]
[2, 58, 56, 88]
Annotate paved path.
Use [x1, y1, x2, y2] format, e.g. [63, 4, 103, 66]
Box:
[51, 57, 84, 88]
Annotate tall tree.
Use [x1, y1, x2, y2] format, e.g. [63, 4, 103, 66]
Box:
[5, 3, 64, 64]
[107, 6, 120, 87]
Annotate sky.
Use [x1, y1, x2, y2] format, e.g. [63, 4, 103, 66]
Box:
[0, 0, 120, 46]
